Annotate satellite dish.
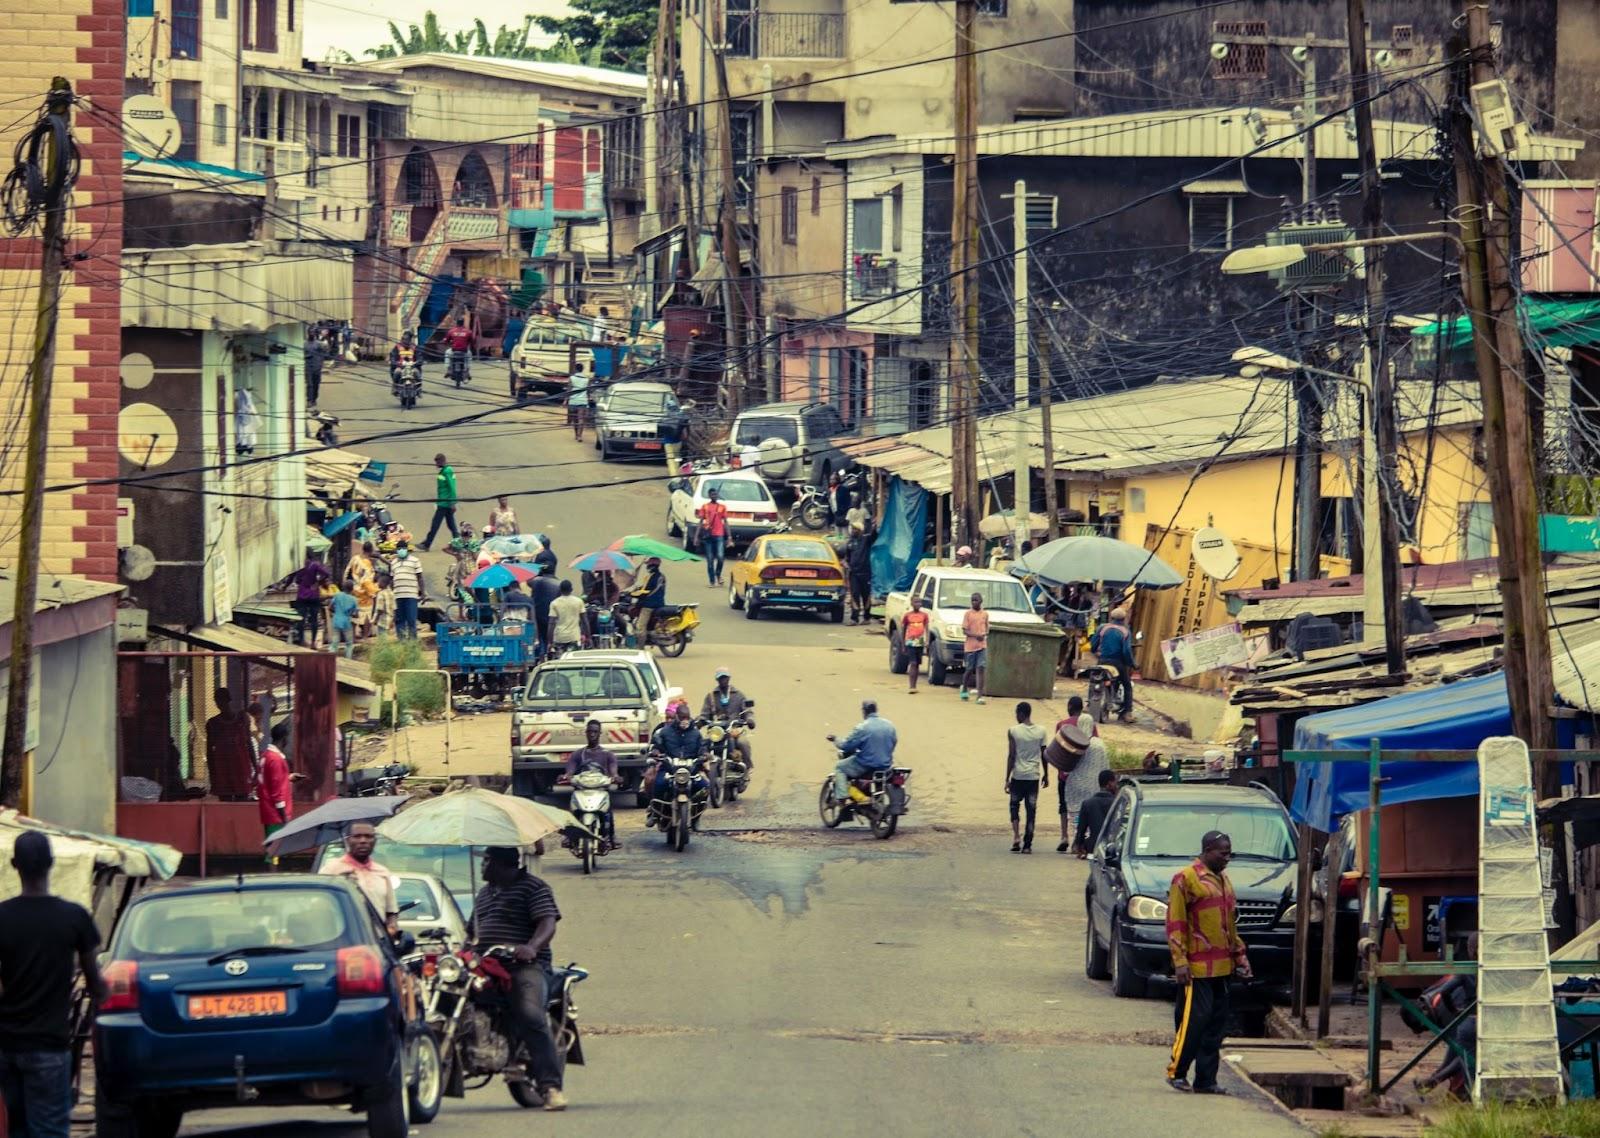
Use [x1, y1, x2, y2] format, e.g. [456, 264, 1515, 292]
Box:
[1192, 526, 1241, 581]
[124, 95, 181, 160]
[120, 544, 157, 582]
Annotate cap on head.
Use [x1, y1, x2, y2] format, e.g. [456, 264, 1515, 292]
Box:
[714, 668, 730, 679]
[12, 830, 52, 876]
[957, 545, 973, 557]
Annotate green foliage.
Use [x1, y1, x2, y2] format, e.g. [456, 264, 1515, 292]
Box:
[362, 5, 653, 69]
[366, 637, 446, 720]
[1426, 1100, 1600, 1138]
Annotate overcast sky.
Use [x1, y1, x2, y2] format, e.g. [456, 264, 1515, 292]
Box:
[303, 0, 576, 62]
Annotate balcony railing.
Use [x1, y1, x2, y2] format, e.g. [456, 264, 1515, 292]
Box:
[726, 10, 845, 59]
[445, 207, 501, 243]
[851, 256, 897, 300]
[239, 138, 306, 180]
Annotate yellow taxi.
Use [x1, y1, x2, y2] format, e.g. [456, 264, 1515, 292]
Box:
[727, 533, 847, 623]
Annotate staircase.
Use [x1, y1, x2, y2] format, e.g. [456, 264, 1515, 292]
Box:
[576, 253, 630, 315]
[1473, 736, 1564, 1104]
[394, 207, 454, 335]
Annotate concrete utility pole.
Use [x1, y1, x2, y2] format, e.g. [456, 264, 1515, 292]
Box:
[1034, 308, 1059, 541]
[1009, 179, 1031, 543]
[948, 0, 980, 551]
[2, 79, 75, 809]
[1449, 10, 1556, 758]
[1346, 0, 1406, 676]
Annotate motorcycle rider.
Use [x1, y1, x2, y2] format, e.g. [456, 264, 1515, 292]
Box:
[645, 702, 708, 812]
[564, 719, 621, 850]
[699, 667, 754, 772]
[442, 315, 474, 382]
[826, 699, 896, 804]
[470, 847, 567, 1112]
[628, 555, 667, 638]
[388, 330, 421, 396]
[1092, 607, 1137, 723]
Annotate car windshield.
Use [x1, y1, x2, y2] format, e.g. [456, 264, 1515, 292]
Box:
[395, 878, 441, 921]
[764, 539, 834, 561]
[735, 417, 799, 446]
[319, 841, 479, 911]
[526, 665, 644, 703]
[119, 889, 350, 958]
[701, 478, 770, 503]
[934, 579, 1034, 612]
[607, 389, 671, 415]
[1129, 806, 1297, 861]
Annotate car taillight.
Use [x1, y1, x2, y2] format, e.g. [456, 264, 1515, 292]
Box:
[101, 961, 138, 1012]
[638, 728, 650, 741]
[336, 946, 387, 996]
[760, 567, 782, 580]
[818, 573, 844, 584]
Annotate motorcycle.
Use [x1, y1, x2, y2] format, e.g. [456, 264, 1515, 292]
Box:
[345, 761, 407, 797]
[791, 484, 829, 531]
[643, 750, 709, 851]
[562, 765, 615, 874]
[447, 349, 470, 388]
[586, 603, 621, 649]
[397, 356, 423, 410]
[818, 747, 912, 839]
[308, 408, 339, 446]
[423, 944, 588, 1109]
[1082, 664, 1129, 724]
[703, 709, 754, 807]
[620, 602, 699, 657]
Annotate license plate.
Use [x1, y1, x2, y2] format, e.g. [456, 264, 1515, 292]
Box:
[786, 569, 819, 578]
[634, 440, 663, 450]
[189, 991, 289, 1019]
[728, 513, 752, 521]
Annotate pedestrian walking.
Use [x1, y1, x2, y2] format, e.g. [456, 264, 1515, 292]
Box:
[303, 332, 325, 407]
[318, 822, 399, 936]
[372, 572, 397, 637]
[258, 723, 294, 860]
[901, 595, 930, 694]
[0, 831, 105, 1138]
[547, 579, 584, 655]
[1073, 768, 1119, 856]
[389, 545, 424, 640]
[1049, 722, 1108, 853]
[418, 453, 458, 551]
[531, 566, 562, 659]
[959, 592, 989, 703]
[1166, 831, 1251, 1095]
[329, 580, 360, 658]
[697, 488, 729, 587]
[1005, 701, 1047, 853]
[287, 550, 331, 647]
[567, 366, 591, 441]
[826, 472, 850, 539]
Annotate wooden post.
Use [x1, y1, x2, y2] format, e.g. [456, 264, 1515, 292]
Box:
[1293, 822, 1314, 1023]
[947, 0, 980, 551]
[1035, 310, 1059, 540]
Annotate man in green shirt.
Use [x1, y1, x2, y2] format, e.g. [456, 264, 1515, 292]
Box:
[419, 452, 459, 551]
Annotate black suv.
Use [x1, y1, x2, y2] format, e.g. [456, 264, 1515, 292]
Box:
[1084, 782, 1298, 1000]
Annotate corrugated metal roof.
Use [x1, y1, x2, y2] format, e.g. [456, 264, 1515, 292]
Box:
[122, 243, 354, 331]
[0, 574, 122, 628]
[826, 106, 1583, 165]
[1549, 621, 1600, 712]
[305, 447, 372, 494]
[356, 54, 646, 95]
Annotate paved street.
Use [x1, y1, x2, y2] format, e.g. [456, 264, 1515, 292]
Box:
[168, 365, 1305, 1137]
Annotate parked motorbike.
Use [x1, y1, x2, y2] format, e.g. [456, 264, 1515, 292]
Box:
[423, 945, 588, 1109]
[791, 484, 829, 531]
[308, 408, 340, 446]
[397, 357, 423, 410]
[703, 710, 754, 807]
[562, 765, 615, 874]
[586, 603, 621, 649]
[447, 349, 470, 388]
[345, 761, 407, 797]
[643, 750, 709, 851]
[1082, 664, 1129, 724]
[818, 746, 912, 839]
[619, 602, 698, 657]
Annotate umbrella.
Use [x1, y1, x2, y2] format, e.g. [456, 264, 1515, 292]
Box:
[483, 533, 549, 557]
[376, 788, 576, 848]
[264, 795, 412, 856]
[467, 563, 538, 590]
[322, 510, 364, 538]
[1014, 534, 1184, 589]
[979, 511, 1050, 539]
[569, 549, 635, 573]
[607, 534, 701, 562]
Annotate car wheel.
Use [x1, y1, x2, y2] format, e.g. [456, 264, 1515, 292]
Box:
[1084, 905, 1111, 980]
[364, 1051, 410, 1138]
[888, 629, 909, 675]
[928, 645, 948, 686]
[745, 599, 761, 621]
[1109, 915, 1148, 998]
[406, 1025, 443, 1124]
[829, 602, 845, 624]
[728, 580, 744, 610]
[665, 505, 680, 538]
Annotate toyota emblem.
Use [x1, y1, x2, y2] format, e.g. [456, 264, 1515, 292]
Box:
[224, 959, 249, 976]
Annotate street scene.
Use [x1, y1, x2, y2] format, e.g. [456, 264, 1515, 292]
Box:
[4, 1, 1600, 1137]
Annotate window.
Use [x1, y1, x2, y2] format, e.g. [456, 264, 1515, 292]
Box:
[1131, 806, 1295, 861]
[119, 890, 351, 957]
[934, 578, 1032, 613]
[1188, 195, 1234, 251]
[212, 103, 228, 147]
[127, 0, 155, 15]
[735, 416, 799, 446]
[699, 478, 773, 504]
[336, 113, 361, 157]
[286, 0, 293, 30]
[1460, 501, 1495, 559]
[977, 0, 1005, 13]
[890, 187, 903, 252]
[851, 198, 883, 253]
[810, 175, 821, 214]
[251, 0, 277, 52]
[780, 185, 798, 244]
[1390, 23, 1414, 63]
[170, 81, 199, 161]
[171, 0, 200, 57]
[807, 347, 821, 402]
[1211, 19, 1268, 79]
[214, 0, 226, 17]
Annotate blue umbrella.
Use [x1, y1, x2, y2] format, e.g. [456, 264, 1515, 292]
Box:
[1012, 535, 1184, 589]
[322, 510, 363, 537]
[264, 794, 412, 855]
[467, 563, 538, 590]
[569, 549, 634, 573]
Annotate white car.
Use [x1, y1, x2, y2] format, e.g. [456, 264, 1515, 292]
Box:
[594, 381, 679, 460]
[664, 470, 783, 551]
[393, 872, 469, 949]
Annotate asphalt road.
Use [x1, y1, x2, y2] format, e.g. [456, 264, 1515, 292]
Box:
[168, 367, 1305, 1136]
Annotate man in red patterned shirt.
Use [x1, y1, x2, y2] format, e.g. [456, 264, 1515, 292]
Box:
[1165, 830, 1251, 1094]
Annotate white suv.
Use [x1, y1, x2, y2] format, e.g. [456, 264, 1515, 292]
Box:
[729, 401, 852, 487]
[664, 470, 783, 550]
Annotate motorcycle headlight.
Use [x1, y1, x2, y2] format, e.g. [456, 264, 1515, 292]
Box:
[707, 725, 726, 743]
[436, 954, 465, 984]
[1126, 895, 1169, 923]
[673, 770, 690, 785]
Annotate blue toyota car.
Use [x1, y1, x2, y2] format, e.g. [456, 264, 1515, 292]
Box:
[93, 874, 442, 1138]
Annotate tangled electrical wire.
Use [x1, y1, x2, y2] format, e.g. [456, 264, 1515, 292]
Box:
[2, 93, 79, 236]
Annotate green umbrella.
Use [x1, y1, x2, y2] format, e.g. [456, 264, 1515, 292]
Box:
[607, 534, 702, 562]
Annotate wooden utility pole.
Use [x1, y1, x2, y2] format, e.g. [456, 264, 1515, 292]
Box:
[947, 0, 980, 551]
[1033, 308, 1059, 540]
[710, 0, 752, 412]
[1346, 0, 1406, 676]
[650, 0, 681, 232]
[2, 79, 74, 808]
[1449, 10, 1556, 759]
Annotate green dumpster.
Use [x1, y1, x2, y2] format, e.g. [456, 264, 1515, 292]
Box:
[984, 623, 1067, 700]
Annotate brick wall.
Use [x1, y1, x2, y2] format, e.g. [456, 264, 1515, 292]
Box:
[0, 0, 123, 583]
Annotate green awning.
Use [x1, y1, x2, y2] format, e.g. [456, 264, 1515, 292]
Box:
[1413, 297, 1600, 358]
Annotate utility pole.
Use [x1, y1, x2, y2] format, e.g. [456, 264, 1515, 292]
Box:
[1034, 308, 1059, 541]
[1449, 10, 1556, 759]
[1346, 0, 1406, 675]
[1008, 179, 1031, 544]
[948, 0, 980, 551]
[2, 79, 75, 808]
[711, 0, 752, 412]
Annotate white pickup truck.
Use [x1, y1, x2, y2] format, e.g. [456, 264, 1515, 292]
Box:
[511, 649, 680, 805]
[882, 566, 1044, 685]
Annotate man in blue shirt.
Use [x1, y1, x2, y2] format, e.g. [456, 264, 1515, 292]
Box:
[828, 700, 897, 801]
[1092, 607, 1137, 723]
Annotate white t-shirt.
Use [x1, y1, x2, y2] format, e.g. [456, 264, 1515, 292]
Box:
[549, 594, 584, 644]
[1008, 723, 1047, 781]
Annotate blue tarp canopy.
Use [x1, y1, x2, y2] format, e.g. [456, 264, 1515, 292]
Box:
[1291, 672, 1507, 831]
[870, 476, 929, 597]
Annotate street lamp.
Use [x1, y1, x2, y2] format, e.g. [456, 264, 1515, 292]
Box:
[1221, 229, 1465, 276]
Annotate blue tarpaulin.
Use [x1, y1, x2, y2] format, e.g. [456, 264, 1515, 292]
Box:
[870, 476, 928, 598]
[1289, 671, 1575, 830]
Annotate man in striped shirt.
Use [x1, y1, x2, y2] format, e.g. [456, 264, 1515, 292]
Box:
[389, 542, 425, 640]
[1165, 830, 1251, 1094]
[472, 847, 567, 1111]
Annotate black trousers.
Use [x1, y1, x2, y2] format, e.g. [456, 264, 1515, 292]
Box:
[849, 574, 871, 613]
[1008, 778, 1039, 843]
[1168, 976, 1230, 1088]
[509, 964, 565, 1090]
[306, 367, 322, 405]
